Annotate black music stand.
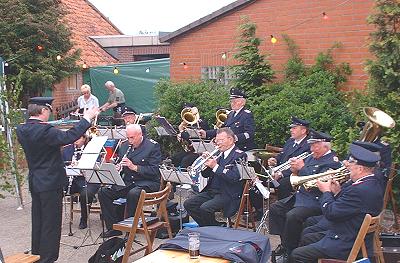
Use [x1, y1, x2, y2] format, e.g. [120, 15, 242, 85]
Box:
[159, 165, 194, 229]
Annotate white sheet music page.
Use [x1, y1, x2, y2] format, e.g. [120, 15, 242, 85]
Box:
[82, 136, 108, 154]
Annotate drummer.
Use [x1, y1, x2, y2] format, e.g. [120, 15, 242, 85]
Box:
[267, 116, 311, 199]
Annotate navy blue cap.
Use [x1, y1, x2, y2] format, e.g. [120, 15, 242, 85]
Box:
[352, 141, 382, 153]
[28, 97, 54, 112]
[121, 106, 137, 117]
[229, 88, 246, 99]
[307, 129, 332, 143]
[183, 102, 195, 108]
[349, 144, 380, 167]
[289, 116, 310, 128]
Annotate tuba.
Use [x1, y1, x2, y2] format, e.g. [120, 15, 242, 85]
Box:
[181, 107, 200, 127]
[359, 107, 395, 142]
[215, 109, 230, 128]
[290, 166, 350, 190]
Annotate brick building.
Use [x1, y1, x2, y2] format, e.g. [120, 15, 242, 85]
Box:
[52, 0, 122, 111]
[160, 0, 376, 91]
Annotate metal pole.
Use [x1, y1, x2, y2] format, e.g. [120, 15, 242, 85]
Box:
[0, 57, 24, 210]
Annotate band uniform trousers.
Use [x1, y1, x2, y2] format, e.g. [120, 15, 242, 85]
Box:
[184, 189, 227, 227]
[269, 196, 321, 252]
[31, 189, 63, 263]
[69, 180, 100, 221]
[98, 184, 154, 230]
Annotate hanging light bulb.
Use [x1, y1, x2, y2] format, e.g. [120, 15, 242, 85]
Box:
[36, 45, 44, 52]
[82, 61, 88, 69]
[4, 62, 9, 67]
[221, 52, 227, 60]
[183, 63, 188, 70]
[270, 35, 277, 44]
[322, 12, 329, 20]
[113, 67, 119, 75]
[56, 55, 62, 61]
[145, 67, 150, 73]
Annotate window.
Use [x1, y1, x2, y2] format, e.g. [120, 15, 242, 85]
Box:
[201, 66, 234, 85]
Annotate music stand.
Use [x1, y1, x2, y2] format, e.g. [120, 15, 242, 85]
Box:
[66, 136, 108, 249]
[159, 165, 195, 229]
[191, 140, 214, 154]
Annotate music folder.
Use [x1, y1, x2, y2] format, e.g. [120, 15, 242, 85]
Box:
[154, 116, 177, 136]
[236, 163, 270, 199]
[84, 162, 125, 186]
[159, 165, 194, 185]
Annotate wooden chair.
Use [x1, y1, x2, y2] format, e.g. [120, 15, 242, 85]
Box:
[382, 164, 398, 230]
[4, 253, 40, 263]
[318, 213, 384, 263]
[113, 182, 173, 263]
[231, 180, 256, 231]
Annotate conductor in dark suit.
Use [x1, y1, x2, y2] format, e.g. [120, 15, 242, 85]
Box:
[199, 88, 256, 151]
[290, 144, 384, 262]
[98, 124, 162, 238]
[184, 127, 247, 226]
[269, 130, 341, 261]
[268, 116, 311, 199]
[16, 97, 98, 263]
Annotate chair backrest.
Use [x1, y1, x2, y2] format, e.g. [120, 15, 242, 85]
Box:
[382, 164, 396, 211]
[346, 213, 382, 262]
[130, 182, 172, 231]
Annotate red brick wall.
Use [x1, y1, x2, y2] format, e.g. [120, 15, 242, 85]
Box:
[169, 0, 375, 91]
[52, 73, 83, 117]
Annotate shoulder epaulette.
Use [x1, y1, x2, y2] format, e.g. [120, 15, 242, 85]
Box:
[244, 109, 252, 114]
[381, 141, 389, 146]
[63, 144, 73, 148]
[149, 139, 158, 144]
[235, 149, 243, 153]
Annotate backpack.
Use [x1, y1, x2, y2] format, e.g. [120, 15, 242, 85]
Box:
[88, 237, 126, 263]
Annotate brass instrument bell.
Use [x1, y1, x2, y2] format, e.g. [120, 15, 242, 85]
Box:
[181, 107, 200, 126]
[359, 107, 395, 142]
[215, 109, 229, 128]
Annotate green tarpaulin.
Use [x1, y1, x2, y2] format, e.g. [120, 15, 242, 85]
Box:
[86, 58, 170, 113]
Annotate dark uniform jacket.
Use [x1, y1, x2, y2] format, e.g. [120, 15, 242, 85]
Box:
[118, 138, 162, 191]
[16, 118, 91, 193]
[315, 175, 384, 260]
[201, 147, 247, 217]
[276, 136, 310, 177]
[294, 151, 341, 209]
[206, 108, 256, 151]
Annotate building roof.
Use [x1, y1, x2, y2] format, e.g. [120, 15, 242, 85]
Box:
[159, 0, 256, 43]
[60, 0, 123, 67]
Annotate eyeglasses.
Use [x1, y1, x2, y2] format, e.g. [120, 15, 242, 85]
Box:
[82, 92, 89, 95]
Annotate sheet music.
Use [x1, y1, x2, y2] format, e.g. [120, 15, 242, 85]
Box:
[154, 116, 177, 135]
[154, 126, 170, 136]
[185, 128, 201, 138]
[236, 163, 256, 180]
[65, 166, 82, 176]
[191, 141, 215, 153]
[82, 136, 108, 154]
[159, 166, 194, 185]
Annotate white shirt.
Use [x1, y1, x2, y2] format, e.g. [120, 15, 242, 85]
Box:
[77, 94, 99, 110]
[212, 145, 235, 172]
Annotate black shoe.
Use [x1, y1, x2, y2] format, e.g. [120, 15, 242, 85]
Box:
[79, 219, 87, 229]
[101, 229, 122, 238]
[274, 244, 286, 257]
[275, 252, 289, 263]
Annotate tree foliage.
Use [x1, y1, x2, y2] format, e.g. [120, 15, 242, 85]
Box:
[0, 0, 80, 98]
[364, 0, 400, 165]
[230, 17, 275, 96]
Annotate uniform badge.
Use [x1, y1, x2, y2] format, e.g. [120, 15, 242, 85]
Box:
[333, 156, 339, 162]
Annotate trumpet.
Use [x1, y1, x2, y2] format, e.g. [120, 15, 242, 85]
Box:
[269, 152, 312, 175]
[290, 166, 350, 190]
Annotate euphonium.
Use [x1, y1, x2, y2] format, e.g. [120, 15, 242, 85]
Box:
[181, 107, 200, 126]
[215, 109, 229, 128]
[290, 166, 350, 190]
[359, 107, 395, 142]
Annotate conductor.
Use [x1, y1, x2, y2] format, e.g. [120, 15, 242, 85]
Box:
[16, 97, 98, 263]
